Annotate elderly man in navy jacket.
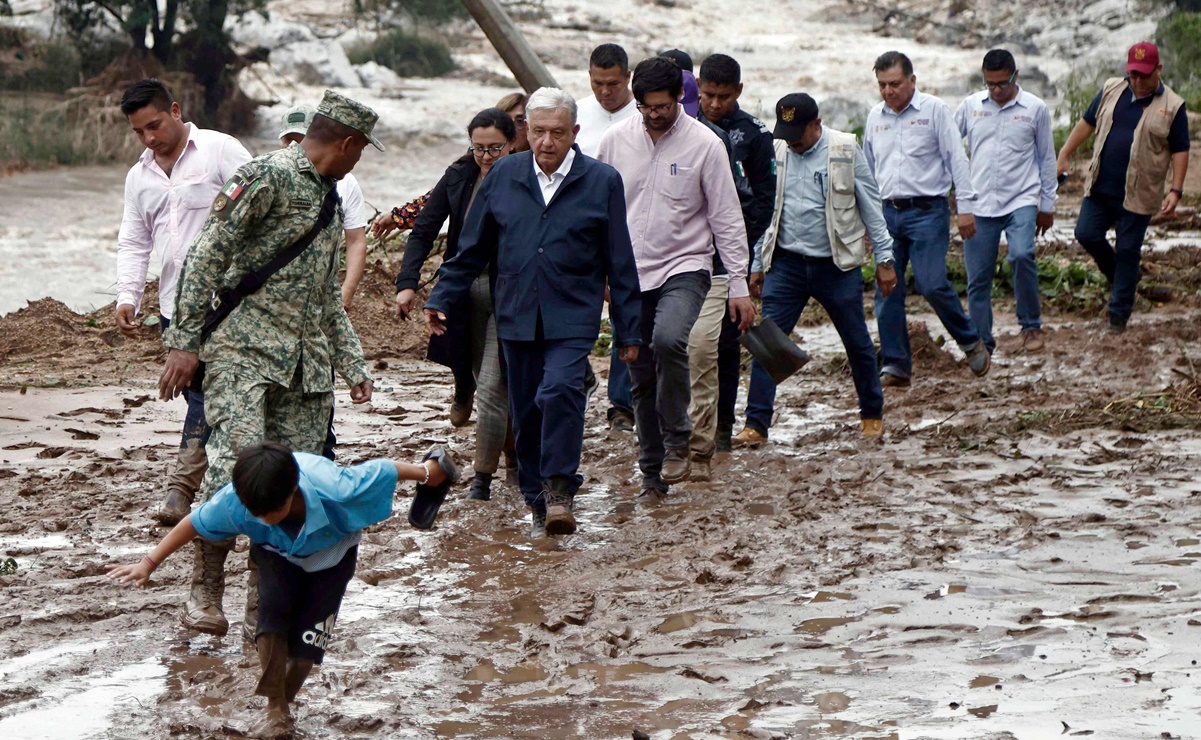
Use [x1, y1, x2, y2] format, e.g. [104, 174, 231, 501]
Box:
[425, 87, 642, 538]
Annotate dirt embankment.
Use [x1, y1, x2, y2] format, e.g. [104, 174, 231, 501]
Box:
[0, 259, 431, 388]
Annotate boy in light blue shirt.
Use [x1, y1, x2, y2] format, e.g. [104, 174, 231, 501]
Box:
[108, 441, 458, 735]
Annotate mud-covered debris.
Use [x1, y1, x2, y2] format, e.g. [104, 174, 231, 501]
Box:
[680, 667, 727, 683]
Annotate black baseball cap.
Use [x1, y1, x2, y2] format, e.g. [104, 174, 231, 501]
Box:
[659, 48, 694, 72]
[772, 93, 820, 140]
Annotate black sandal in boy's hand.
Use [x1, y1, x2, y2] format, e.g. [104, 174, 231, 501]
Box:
[408, 445, 461, 530]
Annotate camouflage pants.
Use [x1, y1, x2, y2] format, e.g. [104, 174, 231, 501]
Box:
[200, 362, 334, 501]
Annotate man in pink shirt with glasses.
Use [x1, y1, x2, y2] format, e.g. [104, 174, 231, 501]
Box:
[114, 79, 252, 526]
[596, 56, 755, 497]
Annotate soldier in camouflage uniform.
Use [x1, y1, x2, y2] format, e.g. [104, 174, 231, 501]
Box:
[159, 91, 382, 637]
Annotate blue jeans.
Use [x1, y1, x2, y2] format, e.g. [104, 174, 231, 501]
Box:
[746, 251, 883, 435]
[607, 350, 633, 418]
[1074, 193, 1152, 325]
[875, 199, 981, 380]
[965, 205, 1040, 352]
[159, 316, 211, 449]
[629, 270, 710, 491]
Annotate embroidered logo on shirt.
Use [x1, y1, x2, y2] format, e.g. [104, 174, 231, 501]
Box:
[908, 119, 931, 126]
[1012, 114, 1034, 123]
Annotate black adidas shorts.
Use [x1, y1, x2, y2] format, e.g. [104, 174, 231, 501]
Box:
[251, 544, 357, 664]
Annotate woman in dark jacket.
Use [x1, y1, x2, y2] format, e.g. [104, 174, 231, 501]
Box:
[393, 108, 518, 500]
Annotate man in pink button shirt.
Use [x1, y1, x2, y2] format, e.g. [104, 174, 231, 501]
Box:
[115, 79, 252, 525]
[596, 57, 755, 494]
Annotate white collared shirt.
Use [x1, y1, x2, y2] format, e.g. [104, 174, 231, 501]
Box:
[116, 123, 252, 319]
[863, 89, 976, 213]
[954, 87, 1057, 217]
[534, 147, 576, 205]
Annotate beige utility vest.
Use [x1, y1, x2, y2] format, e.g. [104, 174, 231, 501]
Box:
[1084, 77, 1185, 215]
[759, 128, 867, 274]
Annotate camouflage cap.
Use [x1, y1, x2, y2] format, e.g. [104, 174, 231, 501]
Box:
[316, 90, 384, 151]
[278, 103, 316, 140]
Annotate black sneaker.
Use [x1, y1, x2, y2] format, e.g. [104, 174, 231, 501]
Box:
[529, 504, 547, 538]
[466, 473, 492, 501]
[1107, 317, 1128, 334]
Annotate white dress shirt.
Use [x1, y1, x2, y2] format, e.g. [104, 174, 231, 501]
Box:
[863, 89, 977, 213]
[116, 123, 252, 319]
[954, 87, 1058, 218]
[574, 95, 639, 158]
[534, 147, 576, 205]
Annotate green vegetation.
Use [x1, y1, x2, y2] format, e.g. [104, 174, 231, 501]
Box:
[0, 97, 106, 166]
[1157, 10, 1201, 110]
[1053, 61, 1116, 153]
[0, 41, 81, 93]
[347, 29, 454, 78]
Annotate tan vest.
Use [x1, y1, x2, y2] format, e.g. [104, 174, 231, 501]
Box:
[1085, 77, 1185, 215]
[759, 128, 867, 274]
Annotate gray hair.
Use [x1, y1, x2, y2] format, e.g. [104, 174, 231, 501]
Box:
[526, 87, 578, 125]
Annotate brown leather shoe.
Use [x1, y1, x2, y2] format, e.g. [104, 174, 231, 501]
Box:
[660, 449, 691, 484]
[732, 427, 767, 448]
[1020, 328, 1045, 353]
[861, 418, 884, 438]
[449, 394, 474, 427]
[689, 457, 712, 482]
[880, 372, 911, 388]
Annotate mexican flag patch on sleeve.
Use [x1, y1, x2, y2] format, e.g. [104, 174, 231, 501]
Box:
[212, 176, 256, 218]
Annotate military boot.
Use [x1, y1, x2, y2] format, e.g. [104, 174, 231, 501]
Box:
[180, 538, 229, 635]
[242, 556, 259, 644]
[154, 439, 207, 525]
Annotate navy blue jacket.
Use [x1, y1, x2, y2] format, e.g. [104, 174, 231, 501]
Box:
[425, 147, 641, 348]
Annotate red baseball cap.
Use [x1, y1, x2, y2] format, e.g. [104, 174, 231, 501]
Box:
[1126, 42, 1160, 75]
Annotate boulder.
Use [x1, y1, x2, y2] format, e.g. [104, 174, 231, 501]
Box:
[270, 40, 361, 88]
[356, 61, 404, 91]
[226, 12, 316, 50]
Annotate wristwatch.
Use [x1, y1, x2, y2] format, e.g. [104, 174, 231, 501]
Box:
[878, 259, 895, 269]
[1170, 187, 1184, 198]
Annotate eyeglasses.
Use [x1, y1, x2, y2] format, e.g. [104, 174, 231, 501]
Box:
[983, 71, 1017, 90]
[468, 145, 508, 156]
[636, 102, 675, 115]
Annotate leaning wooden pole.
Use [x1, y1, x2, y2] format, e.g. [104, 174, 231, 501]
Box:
[460, 0, 558, 92]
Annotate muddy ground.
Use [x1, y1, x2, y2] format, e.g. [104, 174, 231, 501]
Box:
[5, 225, 1201, 739]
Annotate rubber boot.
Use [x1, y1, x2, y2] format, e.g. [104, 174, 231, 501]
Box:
[180, 538, 229, 635]
[154, 438, 207, 525]
[242, 556, 259, 643]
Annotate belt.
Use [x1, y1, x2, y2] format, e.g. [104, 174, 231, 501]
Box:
[883, 196, 945, 210]
[776, 248, 832, 262]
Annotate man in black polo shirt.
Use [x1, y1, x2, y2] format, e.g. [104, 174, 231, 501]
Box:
[688, 53, 776, 468]
[1057, 41, 1190, 333]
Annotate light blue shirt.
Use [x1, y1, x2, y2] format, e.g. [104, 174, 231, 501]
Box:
[770, 129, 893, 268]
[954, 87, 1058, 218]
[863, 89, 976, 213]
[192, 453, 399, 572]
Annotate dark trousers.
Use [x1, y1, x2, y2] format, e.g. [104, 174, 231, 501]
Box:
[159, 316, 210, 449]
[251, 544, 357, 665]
[746, 251, 883, 434]
[716, 308, 741, 432]
[874, 199, 981, 379]
[501, 327, 594, 507]
[1075, 193, 1153, 324]
[607, 349, 634, 418]
[629, 270, 710, 490]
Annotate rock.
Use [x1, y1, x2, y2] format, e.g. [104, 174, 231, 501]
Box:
[336, 27, 379, 52]
[270, 40, 361, 88]
[356, 61, 404, 91]
[226, 12, 316, 50]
